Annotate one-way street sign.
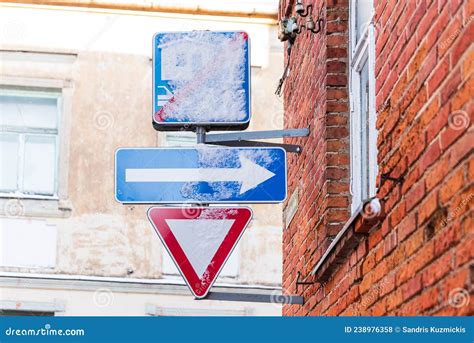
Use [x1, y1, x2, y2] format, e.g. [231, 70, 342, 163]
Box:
[115, 147, 286, 204]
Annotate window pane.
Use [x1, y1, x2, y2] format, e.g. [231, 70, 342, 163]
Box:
[165, 133, 196, 146]
[359, 60, 370, 200]
[0, 95, 58, 130]
[356, 0, 373, 42]
[23, 135, 56, 195]
[0, 218, 57, 268]
[0, 134, 19, 192]
[0, 310, 54, 316]
[162, 243, 240, 277]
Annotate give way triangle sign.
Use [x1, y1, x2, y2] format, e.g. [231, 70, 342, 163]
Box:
[147, 206, 253, 298]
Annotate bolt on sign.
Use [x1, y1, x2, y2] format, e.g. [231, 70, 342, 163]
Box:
[152, 31, 251, 131]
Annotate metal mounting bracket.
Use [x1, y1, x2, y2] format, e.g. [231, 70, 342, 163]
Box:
[381, 173, 404, 184]
[295, 271, 315, 293]
[201, 128, 310, 153]
[198, 291, 304, 305]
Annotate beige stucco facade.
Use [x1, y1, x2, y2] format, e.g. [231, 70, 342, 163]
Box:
[0, 2, 284, 316]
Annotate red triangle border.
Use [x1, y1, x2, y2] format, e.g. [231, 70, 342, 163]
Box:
[147, 206, 253, 298]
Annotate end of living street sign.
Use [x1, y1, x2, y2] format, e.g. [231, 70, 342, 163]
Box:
[152, 31, 251, 131]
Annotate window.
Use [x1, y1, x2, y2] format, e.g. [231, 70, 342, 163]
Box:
[165, 132, 196, 146]
[0, 299, 65, 316]
[161, 243, 241, 278]
[0, 218, 57, 268]
[349, 0, 378, 213]
[0, 87, 61, 198]
[145, 304, 249, 316]
[0, 310, 54, 316]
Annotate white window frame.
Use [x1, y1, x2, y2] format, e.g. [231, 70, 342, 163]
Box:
[0, 299, 65, 316]
[164, 132, 196, 147]
[0, 74, 74, 218]
[145, 303, 250, 316]
[349, 0, 378, 214]
[160, 242, 241, 278]
[0, 87, 61, 199]
[0, 218, 57, 268]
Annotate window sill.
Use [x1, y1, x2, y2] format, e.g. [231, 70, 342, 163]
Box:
[311, 198, 384, 282]
[0, 193, 58, 201]
[0, 197, 72, 218]
[161, 273, 238, 281]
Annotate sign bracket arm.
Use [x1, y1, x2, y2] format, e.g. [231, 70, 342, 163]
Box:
[198, 291, 304, 305]
[204, 140, 303, 153]
[201, 128, 310, 154]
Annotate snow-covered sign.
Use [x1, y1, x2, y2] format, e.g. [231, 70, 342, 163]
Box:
[152, 31, 251, 131]
[115, 147, 287, 203]
[148, 206, 252, 298]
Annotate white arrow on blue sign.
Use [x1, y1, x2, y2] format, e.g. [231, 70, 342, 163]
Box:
[115, 147, 286, 203]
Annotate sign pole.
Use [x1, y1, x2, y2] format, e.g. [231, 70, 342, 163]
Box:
[195, 126, 206, 144]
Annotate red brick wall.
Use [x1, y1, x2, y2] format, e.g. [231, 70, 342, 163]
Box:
[282, 0, 473, 316]
[281, 0, 351, 316]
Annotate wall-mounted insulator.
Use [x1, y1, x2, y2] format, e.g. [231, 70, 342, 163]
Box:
[295, 0, 305, 15]
[295, 0, 313, 18]
[306, 16, 315, 30]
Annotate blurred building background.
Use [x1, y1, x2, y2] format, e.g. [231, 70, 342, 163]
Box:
[0, 0, 284, 316]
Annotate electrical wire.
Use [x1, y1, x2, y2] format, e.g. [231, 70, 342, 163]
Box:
[275, 42, 293, 96]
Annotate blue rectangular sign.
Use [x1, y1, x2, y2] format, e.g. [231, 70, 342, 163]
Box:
[115, 147, 286, 203]
[152, 31, 251, 131]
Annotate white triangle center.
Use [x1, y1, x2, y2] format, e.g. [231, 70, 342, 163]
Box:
[165, 219, 235, 277]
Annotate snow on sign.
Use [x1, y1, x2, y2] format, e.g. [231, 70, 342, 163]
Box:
[115, 147, 287, 204]
[148, 206, 252, 298]
[152, 31, 251, 131]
